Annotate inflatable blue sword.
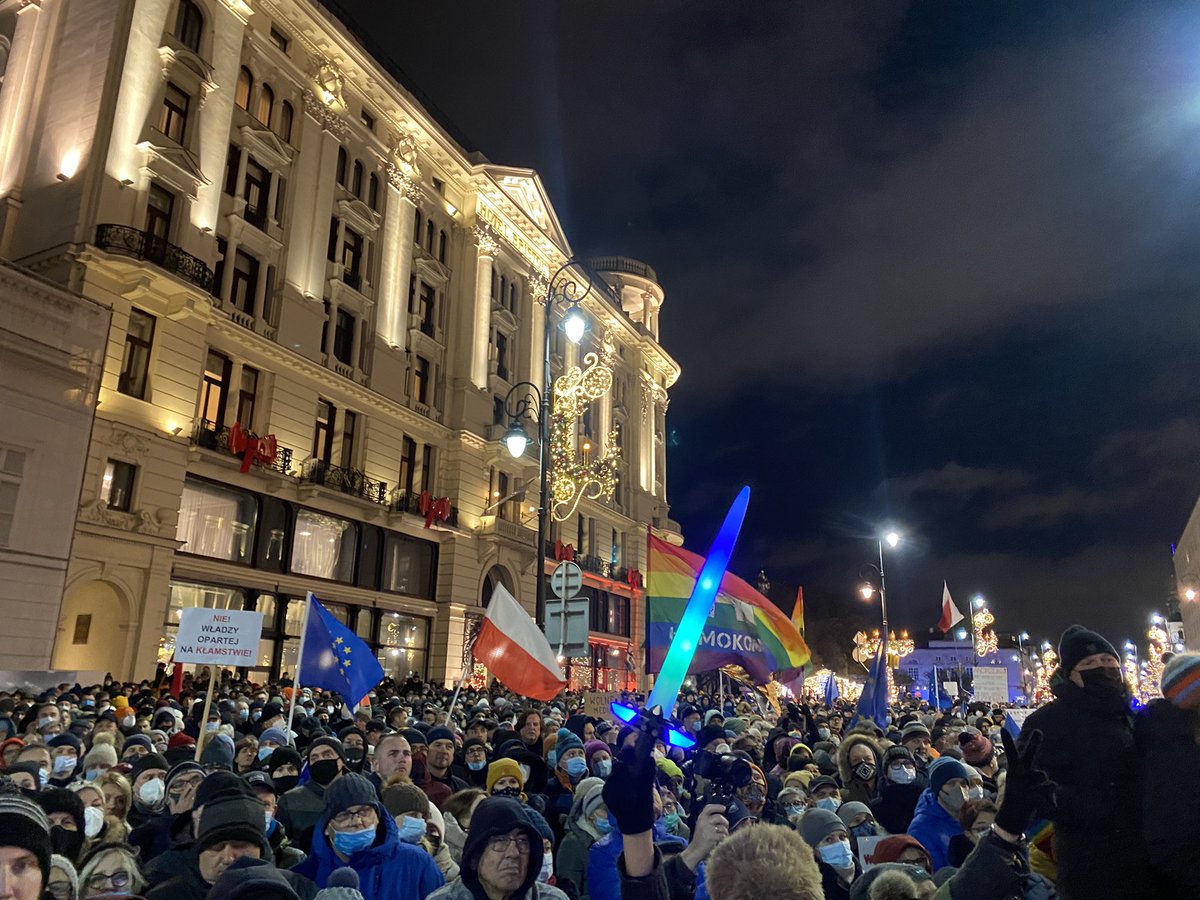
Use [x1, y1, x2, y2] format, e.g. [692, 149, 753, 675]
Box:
[612, 486, 751, 748]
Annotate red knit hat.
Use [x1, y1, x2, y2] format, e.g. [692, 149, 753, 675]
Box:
[168, 732, 196, 749]
[958, 728, 994, 766]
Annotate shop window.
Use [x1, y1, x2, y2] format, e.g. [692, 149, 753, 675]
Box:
[176, 477, 258, 563]
[254, 495, 289, 572]
[357, 524, 383, 589]
[291, 508, 357, 582]
[382, 532, 436, 599]
[377, 612, 429, 680]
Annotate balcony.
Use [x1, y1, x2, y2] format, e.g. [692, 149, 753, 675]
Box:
[544, 542, 629, 582]
[95, 224, 214, 292]
[342, 268, 362, 291]
[299, 458, 387, 504]
[479, 515, 537, 545]
[585, 256, 658, 282]
[191, 420, 294, 475]
[390, 490, 460, 527]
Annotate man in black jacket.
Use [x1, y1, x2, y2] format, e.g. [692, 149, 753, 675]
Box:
[1020, 624, 1163, 900]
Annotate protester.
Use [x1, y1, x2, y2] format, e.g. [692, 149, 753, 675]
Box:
[77, 843, 146, 899]
[0, 783, 52, 900]
[278, 738, 346, 850]
[441, 789, 486, 865]
[905, 756, 969, 871]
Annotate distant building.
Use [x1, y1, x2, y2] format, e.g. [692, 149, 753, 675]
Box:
[1173, 497, 1200, 649]
[899, 638, 1027, 705]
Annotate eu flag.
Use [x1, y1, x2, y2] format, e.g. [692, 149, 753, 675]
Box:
[297, 593, 384, 701]
[853, 630, 890, 729]
[824, 671, 840, 706]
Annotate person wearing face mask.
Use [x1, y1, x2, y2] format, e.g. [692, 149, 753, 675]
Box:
[134, 761, 206, 877]
[127, 752, 170, 828]
[835, 733, 881, 804]
[583, 741, 611, 781]
[458, 739, 490, 790]
[1019, 624, 1158, 900]
[556, 782, 605, 899]
[958, 726, 1000, 797]
[36, 789, 86, 866]
[798, 807, 861, 900]
[869, 745, 925, 836]
[905, 756, 969, 871]
[45, 735, 83, 788]
[806, 775, 842, 813]
[545, 729, 588, 843]
[257, 727, 291, 769]
[268, 748, 304, 795]
[65, 783, 111, 850]
[244, 771, 306, 870]
[338, 727, 369, 775]
[774, 786, 806, 826]
[293, 772, 443, 900]
[278, 737, 347, 854]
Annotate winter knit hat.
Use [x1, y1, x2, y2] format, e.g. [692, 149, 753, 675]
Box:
[258, 727, 289, 748]
[0, 785, 52, 885]
[426, 726, 456, 746]
[323, 772, 379, 819]
[697, 724, 727, 749]
[37, 788, 84, 833]
[197, 793, 269, 855]
[836, 801, 872, 829]
[381, 782, 429, 819]
[129, 752, 169, 782]
[958, 728, 994, 766]
[83, 741, 118, 770]
[1058, 624, 1119, 675]
[123, 734, 154, 755]
[314, 867, 363, 900]
[49, 854, 78, 899]
[200, 733, 236, 770]
[208, 856, 299, 900]
[798, 808, 845, 849]
[580, 782, 607, 819]
[583, 740, 610, 767]
[554, 727, 583, 761]
[928, 757, 970, 796]
[1162, 653, 1200, 710]
[487, 758, 525, 793]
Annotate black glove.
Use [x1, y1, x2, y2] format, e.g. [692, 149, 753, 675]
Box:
[602, 722, 657, 835]
[994, 727, 1057, 836]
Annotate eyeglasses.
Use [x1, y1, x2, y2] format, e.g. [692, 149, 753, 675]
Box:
[47, 883, 73, 900]
[485, 834, 531, 854]
[86, 871, 131, 891]
[331, 805, 378, 828]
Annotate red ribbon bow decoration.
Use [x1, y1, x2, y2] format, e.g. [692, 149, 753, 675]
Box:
[228, 423, 278, 473]
[418, 489, 452, 528]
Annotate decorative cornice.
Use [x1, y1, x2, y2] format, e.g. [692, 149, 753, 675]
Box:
[385, 163, 421, 205]
[472, 221, 501, 258]
[301, 90, 348, 139]
[528, 273, 549, 304]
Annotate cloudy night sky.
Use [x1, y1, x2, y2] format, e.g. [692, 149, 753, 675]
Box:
[331, 0, 1200, 655]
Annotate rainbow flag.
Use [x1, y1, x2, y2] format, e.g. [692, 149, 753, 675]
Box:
[646, 534, 811, 684]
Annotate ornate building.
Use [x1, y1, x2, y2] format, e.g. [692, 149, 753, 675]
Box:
[0, 0, 680, 685]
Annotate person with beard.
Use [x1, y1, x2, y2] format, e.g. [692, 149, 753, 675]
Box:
[278, 738, 347, 854]
[424, 727, 468, 801]
[338, 728, 368, 774]
[268, 748, 303, 795]
[869, 745, 925, 835]
[37, 789, 86, 867]
[1020, 624, 1163, 900]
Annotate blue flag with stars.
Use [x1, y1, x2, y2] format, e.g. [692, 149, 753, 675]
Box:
[297, 593, 384, 701]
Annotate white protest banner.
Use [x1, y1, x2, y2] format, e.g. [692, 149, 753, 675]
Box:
[972, 666, 1010, 704]
[858, 834, 887, 869]
[174, 608, 263, 666]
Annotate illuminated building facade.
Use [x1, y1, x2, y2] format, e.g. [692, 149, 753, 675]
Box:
[0, 0, 680, 684]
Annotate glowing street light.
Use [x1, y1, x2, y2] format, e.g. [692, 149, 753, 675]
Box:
[885, 531, 901, 549]
[562, 305, 587, 344]
[859, 584, 875, 600]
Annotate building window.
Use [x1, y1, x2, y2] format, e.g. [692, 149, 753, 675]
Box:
[0, 448, 24, 547]
[173, 0, 204, 53]
[144, 184, 174, 240]
[199, 349, 230, 425]
[414, 208, 422, 241]
[438, 230, 448, 264]
[417, 282, 435, 333]
[336, 147, 348, 186]
[341, 411, 357, 467]
[237, 366, 259, 429]
[243, 157, 269, 228]
[360, 109, 375, 131]
[274, 176, 287, 223]
[421, 444, 434, 492]
[119, 308, 155, 399]
[413, 356, 429, 404]
[175, 478, 257, 563]
[269, 25, 289, 52]
[230, 250, 259, 314]
[278, 101, 294, 143]
[351, 160, 363, 197]
[256, 83, 274, 125]
[223, 144, 241, 196]
[368, 173, 379, 210]
[425, 219, 434, 251]
[381, 537, 436, 599]
[158, 83, 190, 143]
[333, 309, 355, 365]
[100, 460, 137, 512]
[495, 332, 509, 381]
[235, 66, 253, 111]
[399, 436, 416, 495]
[493, 395, 505, 426]
[313, 400, 335, 463]
[291, 508, 357, 582]
[377, 611, 430, 679]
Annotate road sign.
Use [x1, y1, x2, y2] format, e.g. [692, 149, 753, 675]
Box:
[545, 594, 589, 657]
[550, 561, 583, 600]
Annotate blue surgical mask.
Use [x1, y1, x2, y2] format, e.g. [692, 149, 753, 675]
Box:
[594, 815, 613, 835]
[52, 756, 75, 775]
[816, 797, 841, 812]
[332, 825, 376, 856]
[594, 759, 612, 778]
[258, 747, 273, 761]
[251, 711, 262, 722]
[467, 760, 486, 772]
[565, 757, 587, 779]
[851, 822, 877, 839]
[818, 838, 854, 870]
[784, 803, 804, 818]
[205, 722, 219, 733]
[397, 816, 427, 844]
[888, 765, 916, 785]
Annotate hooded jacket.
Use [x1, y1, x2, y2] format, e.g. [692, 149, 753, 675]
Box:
[556, 784, 604, 899]
[428, 796, 568, 900]
[292, 797, 444, 900]
[836, 733, 882, 805]
[905, 789, 962, 872]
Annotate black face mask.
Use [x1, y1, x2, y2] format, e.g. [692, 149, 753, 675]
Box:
[1080, 667, 1126, 694]
[853, 762, 877, 782]
[273, 775, 299, 794]
[344, 748, 364, 764]
[51, 825, 83, 860]
[308, 759, 341, 786]
[492, 786, 522, 799]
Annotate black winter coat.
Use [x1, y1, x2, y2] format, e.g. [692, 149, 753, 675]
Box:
[869, 780, 925, 835]
[1020, 678, 1161, 900]
[1135, 699, 1200, 896]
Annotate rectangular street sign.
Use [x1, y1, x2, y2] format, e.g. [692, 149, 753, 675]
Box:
[545, 593, 589, 656]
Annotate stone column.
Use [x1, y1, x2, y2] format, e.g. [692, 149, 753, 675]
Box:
[286, 91, 345, 299]
[470, 222, 500, 390]
[378, 167, 419, 348]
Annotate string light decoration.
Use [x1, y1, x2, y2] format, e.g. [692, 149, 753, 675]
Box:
[549, 333, 620, 521]
[1032, 647, 1058, 704]
[1144, 619, 1168, 700]
[1123, 656, 1140, 696]
[851, 630, 916, 702]
[973, 605, 998, 656]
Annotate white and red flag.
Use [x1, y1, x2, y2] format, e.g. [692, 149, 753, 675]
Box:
[473, 583, 566, 701]
[938, 581, 965, 633]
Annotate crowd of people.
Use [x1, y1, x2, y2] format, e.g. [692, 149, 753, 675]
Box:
[0, 623, 1196, 900]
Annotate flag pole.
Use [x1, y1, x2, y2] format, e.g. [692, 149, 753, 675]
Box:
[284, 593, 314, 744]
[442, 652, 473, 726]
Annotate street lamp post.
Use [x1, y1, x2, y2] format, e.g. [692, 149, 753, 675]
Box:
[1017, 631, 1030, 699]
[500, 260, 590, 629]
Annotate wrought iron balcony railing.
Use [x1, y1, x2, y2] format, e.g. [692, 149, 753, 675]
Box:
[190, 419, 294, 475]
[95, 224, 214, 292]
[300, 457, 387, 504]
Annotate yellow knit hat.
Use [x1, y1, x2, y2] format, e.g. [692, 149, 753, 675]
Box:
[486, 758, 525, 794]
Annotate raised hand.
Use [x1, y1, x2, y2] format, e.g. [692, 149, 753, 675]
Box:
[994, 726, 1057, 837]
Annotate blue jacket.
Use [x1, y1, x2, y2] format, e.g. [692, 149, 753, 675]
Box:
[587, 825, 687, 900]
[293, 805, 444, 900]
[905, 789, 963, 872]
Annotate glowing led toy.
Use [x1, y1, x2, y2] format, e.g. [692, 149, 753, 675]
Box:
[611, 486, 751, 747]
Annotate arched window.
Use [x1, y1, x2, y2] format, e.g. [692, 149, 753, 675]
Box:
[256, 83, 274, 125]
[438, 230, 447, 263]
[351, 160, 363, 197]
[425, 219, 434, 250]
[336, 147, 348, 186]
[368, 173, 379, 210]
[173, 0, 204, 53]
[235, 66, 253, 111]
[414, 208, 422, 241]
[278, 100, 294, 143]
[499, 275, 507, 305]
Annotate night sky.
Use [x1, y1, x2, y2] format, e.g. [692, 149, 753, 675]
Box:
[329, 0, 1200, 660]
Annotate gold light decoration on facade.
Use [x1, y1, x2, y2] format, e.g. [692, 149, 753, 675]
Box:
[549, 334, 620, 521]
[852, 630, 915, 702]
[1033, 647, 1058, 704]
[973, 605, 998, 656]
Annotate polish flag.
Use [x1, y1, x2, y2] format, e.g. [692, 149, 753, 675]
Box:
[474, 583, 567, 701]
[938, 581, 965, 633]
